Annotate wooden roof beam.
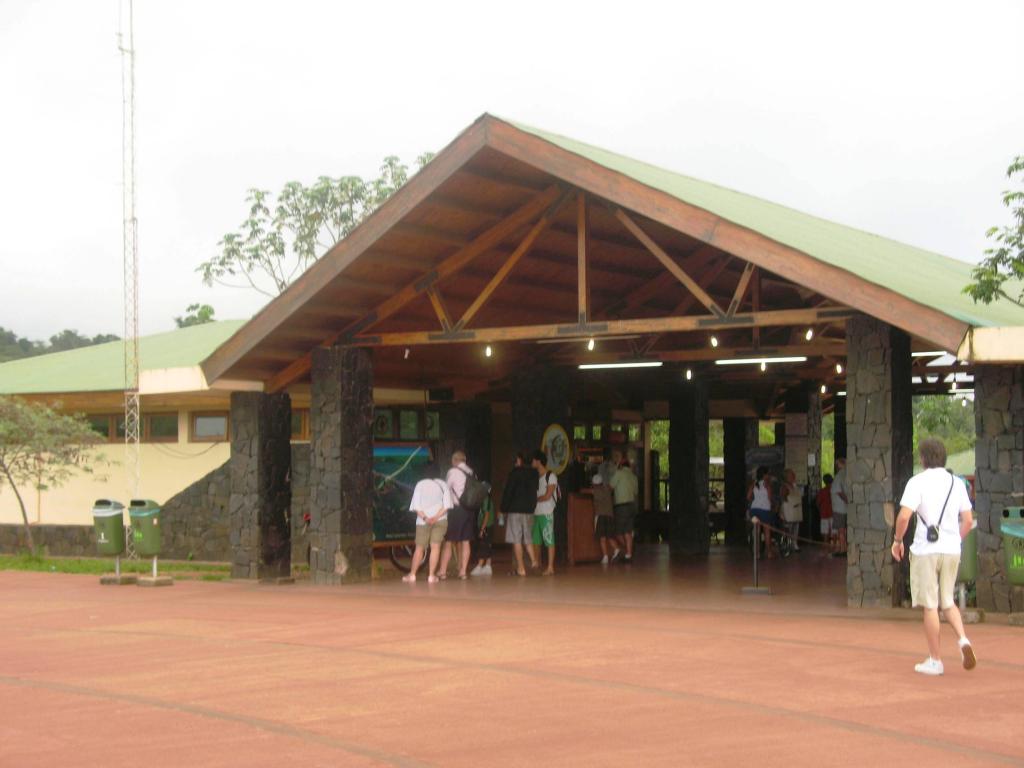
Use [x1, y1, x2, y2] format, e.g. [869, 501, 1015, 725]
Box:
[612, 207, 726, 318]
[352, 306, 855, 347]
[263, 185, 561, 392]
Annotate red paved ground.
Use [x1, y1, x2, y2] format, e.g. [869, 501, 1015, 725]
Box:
[2, 548, 1022, 767]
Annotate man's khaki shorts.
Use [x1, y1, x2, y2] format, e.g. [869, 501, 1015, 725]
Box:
[415, 520, 448, 549]
[910, 552, 961, 610]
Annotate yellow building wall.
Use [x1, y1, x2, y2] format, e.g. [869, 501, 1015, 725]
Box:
[0, 410, 230, 526]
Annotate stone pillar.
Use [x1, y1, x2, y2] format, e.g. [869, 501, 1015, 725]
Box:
[228, 391, 292, 580]
[724, 417, 756, 545]
[309, 346, 374, 585]
[510, 366, 570, 453]
[845, 316, 913, 607]
[784, 385, 822, 539]
[669, 380, 710, 555]
[438, 401, 493, 483]
[973, 365, 1024, 613]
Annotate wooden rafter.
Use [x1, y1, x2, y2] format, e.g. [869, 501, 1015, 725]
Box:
[639, 254, 733, 354]
[612, 207, 725, 318]
[351, 306, 854, 347]
[426, 286, 454, 332]
[264, 185, 561, 392]
[455, 190, 572, 330]
[727, 263, 756, 316]
[578, 192, 590, 323]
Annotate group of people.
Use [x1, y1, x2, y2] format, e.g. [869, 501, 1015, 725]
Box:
[404, 448, 562, 583]
[745, 460, 850, 558]
[588, 448, 640, 564]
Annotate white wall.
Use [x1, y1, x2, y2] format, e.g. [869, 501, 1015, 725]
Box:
[0, 411, 229, 526]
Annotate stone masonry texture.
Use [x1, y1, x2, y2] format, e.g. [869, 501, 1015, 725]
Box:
[669, 380, 710, 555]
[228, 391, 292, 580]
[845, 316, 912, 607]
[973, 365, 1024, 613]
[308, 346, 374, 585]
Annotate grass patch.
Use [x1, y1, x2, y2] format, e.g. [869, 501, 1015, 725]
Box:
[0, 553, 229, 576]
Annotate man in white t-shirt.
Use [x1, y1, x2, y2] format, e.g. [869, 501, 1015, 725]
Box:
[531, 449, 559, 575]
[892, 438, 976, 676]
[402, 471, 453, 584]
[830, 457, 849, 556]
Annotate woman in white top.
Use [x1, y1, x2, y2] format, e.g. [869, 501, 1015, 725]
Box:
[780, 468, 803, 552]
[747, 466, 778, 558]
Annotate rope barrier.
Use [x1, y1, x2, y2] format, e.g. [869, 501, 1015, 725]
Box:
[741, 516, 838, 596]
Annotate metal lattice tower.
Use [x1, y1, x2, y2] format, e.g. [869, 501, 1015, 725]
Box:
[119, 0, 141, 506]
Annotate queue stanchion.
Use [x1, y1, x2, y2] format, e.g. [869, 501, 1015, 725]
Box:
[742, 517, 771, 595]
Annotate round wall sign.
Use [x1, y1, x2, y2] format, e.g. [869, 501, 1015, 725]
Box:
[540, 423, 571, 475]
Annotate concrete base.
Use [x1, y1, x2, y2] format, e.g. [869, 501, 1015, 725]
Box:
[1009, 613, 1024, 627]
[741, 586, 772, 595]
[259, 576, 295, 585]
[961, 609, 985, 625]
[99, 574, 138, 586]
[137, 576, 174, 588]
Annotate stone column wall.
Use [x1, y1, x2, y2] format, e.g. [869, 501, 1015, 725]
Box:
[510, 366, 570, 454]
[723, 417, 756, 545]
[973, 365, 1024, 612]
[669, 380, 710, 555]
[833, 395, 847, 463]
[228, 392, 292, 579]
[309, 346, 374, 585]
[845, 316, 912, 607]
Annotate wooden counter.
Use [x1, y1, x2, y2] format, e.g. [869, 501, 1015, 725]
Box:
[567, 491, 603, 565]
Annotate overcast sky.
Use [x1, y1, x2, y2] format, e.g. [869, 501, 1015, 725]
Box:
[1, 0, 1021, 340]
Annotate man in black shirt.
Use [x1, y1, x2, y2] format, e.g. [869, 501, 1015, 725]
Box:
[501, 452, 539, 576]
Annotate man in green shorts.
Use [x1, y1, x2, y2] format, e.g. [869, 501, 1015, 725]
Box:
[531, 449, 559, 576]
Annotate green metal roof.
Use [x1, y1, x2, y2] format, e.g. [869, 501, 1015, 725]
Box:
[0, 320, 247, 395]
[505, 118, 1024, 329]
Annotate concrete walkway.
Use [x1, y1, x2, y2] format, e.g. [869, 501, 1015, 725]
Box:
[1, 548, 1022, 767]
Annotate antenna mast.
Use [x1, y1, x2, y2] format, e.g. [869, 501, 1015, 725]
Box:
[119, 0, 140, 501]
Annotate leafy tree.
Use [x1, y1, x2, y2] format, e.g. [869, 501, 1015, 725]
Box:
[48, 329, 120, 353]
[0, 328, 119, 362]
[0, 397, 107, 553]
[199, 152, 435, 298]
[0, 327, 42, 363]
[174, 303, 216, 328]
[965, 156, 1024, 306]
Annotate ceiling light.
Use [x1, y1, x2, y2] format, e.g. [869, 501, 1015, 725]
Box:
[804, 328, 814, 341]
[714, 356, 808, 366]
[685, 368, 692, 381]
[837, 390, 847, 396]
[485, 345, 492, 358]
[578, 361, 663, 370]
[760, 361, 766, 372]
[835, 363, 843, 374]
[403, 348, 410, 360]
[912, 350, 948, 358]
[710, 335, 719, 348]
[820, 384, 827, 394]
[587, 338, 595, 351]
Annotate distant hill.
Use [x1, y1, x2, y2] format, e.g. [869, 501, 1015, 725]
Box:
[0, 327, 119, 363]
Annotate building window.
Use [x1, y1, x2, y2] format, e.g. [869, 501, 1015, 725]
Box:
[291, 409, 310, 442]
[86, 414, 114, 440]
[190, 412, 229, 442]
[146, 413, 179, 442]
[573, 424, 587, 441]
[628, 423, 642, 443]
[399, 410, 420, 440]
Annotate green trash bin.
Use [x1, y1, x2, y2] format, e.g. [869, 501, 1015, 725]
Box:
[92, 499, 126, 556]
[1002, 507, 1024, 587]
[958, 518, 978, 583]
[129, 499, 162, 557]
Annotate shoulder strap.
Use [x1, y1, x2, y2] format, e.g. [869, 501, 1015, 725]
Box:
[918, 471, 956, 528]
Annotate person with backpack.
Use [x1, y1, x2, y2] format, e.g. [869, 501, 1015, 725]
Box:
[531, 449, 559, 576]
[440, 450, 484, 580]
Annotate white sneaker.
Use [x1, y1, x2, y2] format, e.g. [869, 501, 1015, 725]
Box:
[469, 564, 484, 576]
[601, 555, 609, 564]
[959, 638, 977, 670]
[914, 657, 944, 676]
[481, 564, 493, 576]
[610, 549, 621, 563]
